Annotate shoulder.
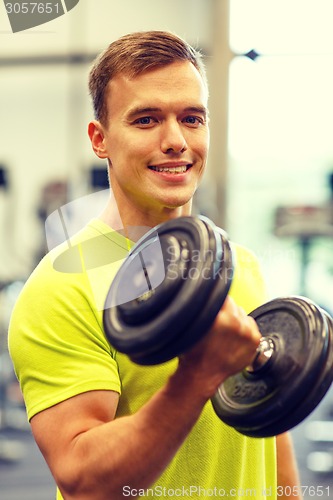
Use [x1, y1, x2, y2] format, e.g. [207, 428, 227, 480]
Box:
[14, 220, 130, 312]
[11, 221, 131, 342]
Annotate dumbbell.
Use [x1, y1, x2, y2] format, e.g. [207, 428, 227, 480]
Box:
[103, 215, 333, 438]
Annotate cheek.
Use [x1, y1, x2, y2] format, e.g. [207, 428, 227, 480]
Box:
[187, 128, 210, 156]
[196, 135, 210, 160]
[204, 128, 210, 150]
[115, 133, 156, 161]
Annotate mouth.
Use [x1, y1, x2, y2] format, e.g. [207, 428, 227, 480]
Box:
[148, 164, 191, 174]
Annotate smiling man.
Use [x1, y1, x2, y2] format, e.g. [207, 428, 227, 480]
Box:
[88, 40, 210, 228]
[9, 31, 301, 500]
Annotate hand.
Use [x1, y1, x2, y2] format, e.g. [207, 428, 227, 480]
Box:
[177, 296, 262, 398]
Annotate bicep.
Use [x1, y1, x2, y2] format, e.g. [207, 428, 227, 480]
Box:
[31, 390, 119, 473]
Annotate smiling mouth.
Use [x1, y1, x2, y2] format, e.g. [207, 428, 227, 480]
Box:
[148, 165, 191, 174]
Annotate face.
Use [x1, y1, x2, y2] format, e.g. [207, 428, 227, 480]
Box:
[89, 61, 210, 226]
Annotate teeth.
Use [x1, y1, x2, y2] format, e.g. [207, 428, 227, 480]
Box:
[150, 165, 188, 173]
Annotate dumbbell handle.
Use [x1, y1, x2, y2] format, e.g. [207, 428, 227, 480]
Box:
[246, 337, 275, 374]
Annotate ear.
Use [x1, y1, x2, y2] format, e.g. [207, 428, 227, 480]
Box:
[88, 120, 108, 159]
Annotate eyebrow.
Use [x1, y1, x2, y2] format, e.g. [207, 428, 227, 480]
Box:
[126, 107, 161, 120]
[126, 105, 208, 121]
[184, 106, 208, 117]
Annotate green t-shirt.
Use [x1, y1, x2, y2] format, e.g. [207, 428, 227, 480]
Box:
[8, 219, 277, 499]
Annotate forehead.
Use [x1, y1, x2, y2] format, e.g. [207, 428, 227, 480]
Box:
[106, 61, 208, 117]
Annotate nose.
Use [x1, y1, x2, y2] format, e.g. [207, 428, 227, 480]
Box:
[161, 120, 187, 154]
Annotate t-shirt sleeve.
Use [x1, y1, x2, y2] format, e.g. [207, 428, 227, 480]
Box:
[8, 252, 121, 421]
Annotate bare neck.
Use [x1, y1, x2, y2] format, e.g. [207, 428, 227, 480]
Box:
[99, 192, 192, 241]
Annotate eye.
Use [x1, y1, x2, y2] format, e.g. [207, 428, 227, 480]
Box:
[138, 117, 151, 125]
[134, 116, 157, 127]
[183, 116, 204, 127]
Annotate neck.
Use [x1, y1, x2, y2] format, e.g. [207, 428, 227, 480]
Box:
[99, 193, 192, 241]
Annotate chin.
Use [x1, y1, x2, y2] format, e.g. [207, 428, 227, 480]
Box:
[162, 201, 192, 215]
[162, 191, 195, 208]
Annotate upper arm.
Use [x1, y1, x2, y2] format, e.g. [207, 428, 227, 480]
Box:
[276, 432, 302, 499]
[30, 390, 119, 480]
[8, 255, 122, 422]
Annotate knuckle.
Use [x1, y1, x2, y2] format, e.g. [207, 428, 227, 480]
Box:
[229, 312, 243, 331]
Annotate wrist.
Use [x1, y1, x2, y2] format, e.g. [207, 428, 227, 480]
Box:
[167, 359, 220, 406]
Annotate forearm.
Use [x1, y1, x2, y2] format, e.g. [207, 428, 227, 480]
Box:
[58, 367, 209, 499]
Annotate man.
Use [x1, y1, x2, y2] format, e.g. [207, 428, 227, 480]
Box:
[9, 31, 301, 499]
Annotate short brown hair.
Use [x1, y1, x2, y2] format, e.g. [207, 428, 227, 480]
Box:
[88, 30, 207, 124]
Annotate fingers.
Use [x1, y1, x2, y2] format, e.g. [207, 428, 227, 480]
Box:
[179, 296, 263, 397]
[219, 296, 261, 345]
